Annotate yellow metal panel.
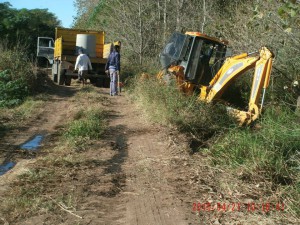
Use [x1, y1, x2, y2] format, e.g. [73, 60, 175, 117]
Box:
[55, 27, 105, 59]
[185, 31, 229, 45]
[103, 43, 112, 58]
[54, 37, 62, 58]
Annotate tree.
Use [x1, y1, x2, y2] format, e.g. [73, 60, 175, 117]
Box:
[0, 2, 61, 57]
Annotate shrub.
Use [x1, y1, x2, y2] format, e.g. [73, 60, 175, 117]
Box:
[0, 41, 37, 107]
[0, 70, 29, 107]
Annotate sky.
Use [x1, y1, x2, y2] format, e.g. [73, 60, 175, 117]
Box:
[1, 0, 76, 28]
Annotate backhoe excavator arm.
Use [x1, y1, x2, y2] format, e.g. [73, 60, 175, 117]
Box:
[200, 47, 274, 125]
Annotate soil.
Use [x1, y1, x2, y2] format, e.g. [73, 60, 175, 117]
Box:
[0, 80, 298, 225]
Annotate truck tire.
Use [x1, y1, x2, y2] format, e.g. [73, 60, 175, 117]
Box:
[58, 64, 66, 85]
[52, 63, 58, 83]
[65, 77, 72, 86]
[89, 77, 96, 84]
[104, 77, 110, 88]
[96, 78, 103, 87]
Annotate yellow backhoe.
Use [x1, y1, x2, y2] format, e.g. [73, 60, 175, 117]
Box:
[158, 32, 274, 125]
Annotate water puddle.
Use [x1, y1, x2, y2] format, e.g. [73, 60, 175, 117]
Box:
[20, 135, 44, 151]
[0, 161, 16, 176]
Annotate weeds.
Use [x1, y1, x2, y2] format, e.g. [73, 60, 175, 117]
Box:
[0, 41, 42, 108]
[130, 74, 300, 217]
[65, 108, 106, 140]
[130, 76, 234, 145]
[210, 106, 300, 181]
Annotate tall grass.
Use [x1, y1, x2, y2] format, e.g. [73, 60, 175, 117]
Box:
[211, 105, 300, 182]
[130, 74, 300, 215]
[208, 105, 300, 215]
[0, 41, 37, 107]
[130, 76, 234, 144]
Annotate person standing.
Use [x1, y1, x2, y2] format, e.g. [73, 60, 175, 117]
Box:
[105, 45, 120, 96]
[74, 49, 93, 86]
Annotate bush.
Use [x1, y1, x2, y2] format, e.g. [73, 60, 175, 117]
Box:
[0, 70, 29, 107]
[0, 42, 37, 107]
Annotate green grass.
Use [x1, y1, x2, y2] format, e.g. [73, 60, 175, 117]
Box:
[211, 106, 300, 181]
[65, 108, 106, 139]
[64, 107, 107, 151]
[130, 76, 234, 144]
[130, 74, 300, 216]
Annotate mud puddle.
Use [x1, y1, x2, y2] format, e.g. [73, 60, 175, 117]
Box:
[0, 161, 16, 176]
[20, 135, 44, 151]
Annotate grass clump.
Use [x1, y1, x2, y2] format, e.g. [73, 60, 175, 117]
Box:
[131, 76, 234, 144]
[64, 108, 106, 150]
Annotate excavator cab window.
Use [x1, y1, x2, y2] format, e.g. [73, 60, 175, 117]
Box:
[182, 36, 227, 86]
[160, 32, 188, 69]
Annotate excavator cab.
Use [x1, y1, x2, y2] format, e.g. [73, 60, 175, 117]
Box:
[160, 32, 228, 86]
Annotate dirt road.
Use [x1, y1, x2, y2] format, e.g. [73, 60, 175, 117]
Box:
[0, 82, 297, 225]
[0, 83, 198, 225]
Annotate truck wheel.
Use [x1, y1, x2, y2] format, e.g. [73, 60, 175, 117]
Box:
[89, 77, 96, 84]
[104, 77, 110, 88]
[58, 64, 66, 85]
[96, 78, 103, 87]
[52, 63, 58, 83]
[65, 77, 71, 86]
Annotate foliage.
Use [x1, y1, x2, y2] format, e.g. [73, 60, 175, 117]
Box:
[0, 2, 60, 57]
[0, 70, 28, 107]
[0, 42, 39, 107]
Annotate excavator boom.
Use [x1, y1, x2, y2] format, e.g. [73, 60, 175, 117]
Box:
[202, 47, 274, 125]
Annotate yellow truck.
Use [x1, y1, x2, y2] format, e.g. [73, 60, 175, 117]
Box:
[37, 27, 115, 86]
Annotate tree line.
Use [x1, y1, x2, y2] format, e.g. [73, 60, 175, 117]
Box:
[73, 0, 300, 104]
[0, 2, 60, 57]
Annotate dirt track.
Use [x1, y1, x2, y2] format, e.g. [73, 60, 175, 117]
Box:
[0, 82, 298, 225]
[0, 83, 197, 224]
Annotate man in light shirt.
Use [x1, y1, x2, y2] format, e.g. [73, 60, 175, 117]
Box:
[74, 49, 93, 86]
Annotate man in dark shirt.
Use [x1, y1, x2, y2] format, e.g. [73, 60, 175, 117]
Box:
[105, 45, 120, 96]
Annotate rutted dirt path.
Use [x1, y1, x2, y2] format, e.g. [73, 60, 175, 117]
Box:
[0, 83, 196, 225]
[107, 94, 189, 225]
[1, 82, 296, 225]
[0, 85, 77, 188]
